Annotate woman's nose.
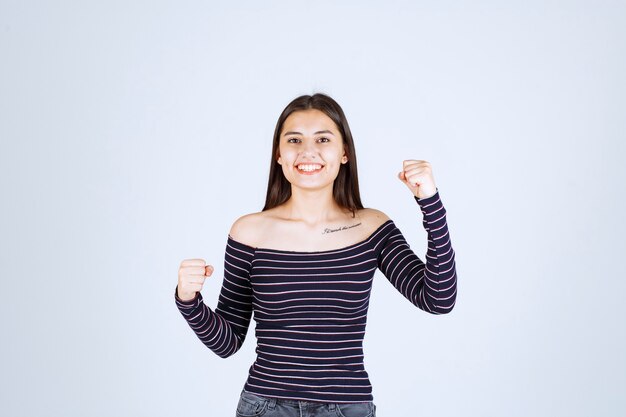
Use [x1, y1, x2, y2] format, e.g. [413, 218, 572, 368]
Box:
[300, 142, 318, 158]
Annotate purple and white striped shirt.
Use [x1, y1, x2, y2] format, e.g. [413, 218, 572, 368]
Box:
[175, 190, 457, 403]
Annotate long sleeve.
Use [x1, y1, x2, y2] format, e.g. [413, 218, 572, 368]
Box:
[377, 189, 457, 314]
[174, 238, 255, 358]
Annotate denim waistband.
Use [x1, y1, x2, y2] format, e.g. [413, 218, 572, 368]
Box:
[241, 389, 339, 410]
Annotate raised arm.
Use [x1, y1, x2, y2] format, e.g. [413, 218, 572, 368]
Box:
[377, 189, 457, 314]
[174, 238, 255, 358]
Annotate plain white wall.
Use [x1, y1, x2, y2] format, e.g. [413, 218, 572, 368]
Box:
[1, 1, 624, 416]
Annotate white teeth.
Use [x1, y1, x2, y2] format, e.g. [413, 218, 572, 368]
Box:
[297, 164, 323, 172]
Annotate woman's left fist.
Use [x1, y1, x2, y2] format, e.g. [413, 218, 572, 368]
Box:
[397, 160, 437, 199]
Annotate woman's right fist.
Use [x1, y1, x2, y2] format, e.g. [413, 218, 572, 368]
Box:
[177, 259, 214, 301]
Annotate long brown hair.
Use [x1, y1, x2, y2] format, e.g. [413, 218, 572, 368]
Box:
[262, 93, 364, 217]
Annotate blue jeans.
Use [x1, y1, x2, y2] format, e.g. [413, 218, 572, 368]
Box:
[235, 389, 377, 417]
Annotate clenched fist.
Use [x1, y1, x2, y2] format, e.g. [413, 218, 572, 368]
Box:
[177, 259, 215, 301]
[397, 159, 438, 199]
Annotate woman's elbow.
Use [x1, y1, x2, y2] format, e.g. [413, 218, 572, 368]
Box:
[435, 302, 455, 314]
[214, 343, 242, 359]
[433, 291, 456, 314]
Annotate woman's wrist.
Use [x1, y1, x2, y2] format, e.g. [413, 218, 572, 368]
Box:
[176, 287, 198, 303]
[415, 187, 438, 200]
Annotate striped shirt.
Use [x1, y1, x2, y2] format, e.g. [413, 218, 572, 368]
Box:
[175, 189, 457, 403]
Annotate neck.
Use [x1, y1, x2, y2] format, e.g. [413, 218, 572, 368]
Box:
[282, 185, 346, 226]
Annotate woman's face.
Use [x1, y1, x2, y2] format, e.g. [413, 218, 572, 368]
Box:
[277, 109, 348, 191]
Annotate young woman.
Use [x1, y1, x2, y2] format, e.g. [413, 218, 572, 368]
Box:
[175, 93, 457, 417]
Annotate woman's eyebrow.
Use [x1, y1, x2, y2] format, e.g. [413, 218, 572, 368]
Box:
[283, 130, 335, 136]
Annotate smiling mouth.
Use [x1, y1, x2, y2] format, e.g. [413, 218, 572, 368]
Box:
[296, 164, 324, 174]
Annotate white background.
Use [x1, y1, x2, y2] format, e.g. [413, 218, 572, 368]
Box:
[1, 1, 625, 416]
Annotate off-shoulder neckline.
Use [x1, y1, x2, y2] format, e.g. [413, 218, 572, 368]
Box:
[227, 219, 394, 254]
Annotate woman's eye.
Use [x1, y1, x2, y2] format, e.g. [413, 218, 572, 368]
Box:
[286, 137, 329, 143]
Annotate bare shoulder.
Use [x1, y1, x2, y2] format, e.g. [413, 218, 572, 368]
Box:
[357, 207, 392, 229]
[229, 207, 391, 249]
[228, 212, 268, 248]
